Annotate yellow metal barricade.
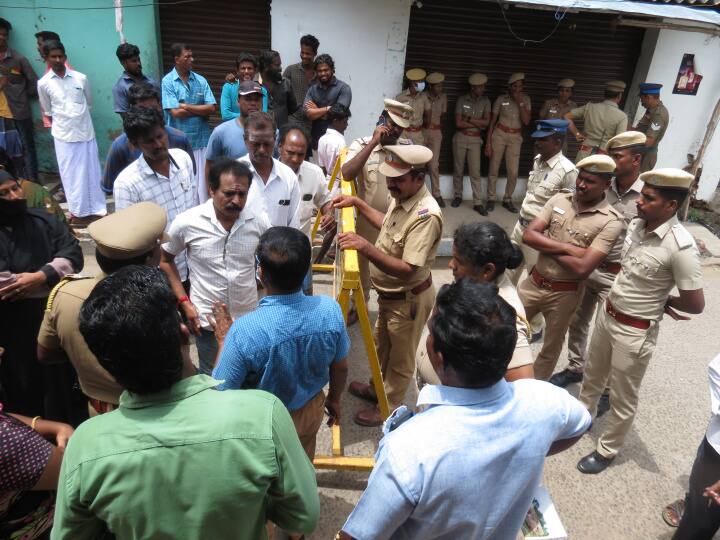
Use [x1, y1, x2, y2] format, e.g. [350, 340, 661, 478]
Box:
[312, 151, 390, 472]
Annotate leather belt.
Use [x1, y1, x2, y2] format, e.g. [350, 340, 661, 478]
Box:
[519, 216, 531, 228]
[530, 267, 579, 292]
[460, 129, 482, 137]
[497, 123, 522, 134]
[377, 275, 432, 301]
[426, 124, 442, 130]
[405, 126, 423, 132]
[599, 260, 622, 274]
[606, 299, 650, 330]
[580, 144, 607, 155]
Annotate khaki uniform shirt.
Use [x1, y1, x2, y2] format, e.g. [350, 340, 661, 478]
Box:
[602, 177, 644, 265]
[520, 151, 578, 221]
[635, 101, 669, 148]
[609, 215, 702, 321]
[539, 98, 577, 120]
[37, 275, 124, 404]
[492, 93, 531, 130]
[569, 100, 628, 150]
[536, 193, 623, 281]
[455, 94, 491, 135]
[395, 89, 430, 129]
[370, 184, 443, 293]
[426, 92, 447, 126]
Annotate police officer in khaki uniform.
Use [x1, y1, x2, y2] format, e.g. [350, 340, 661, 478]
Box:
[633, 83, 669, 173]
[452, 73, 492, 215]
[342, 99, 413, 304]
[423, 72, 447, 207]
[517, 154, 623, 381]
[551, 131, 646, 388]
[539, 79, 578, 154]
[486, 72, 531, 213]
[577, 168, 704, 474]
[334, 145, 442, 426]
[36, 202, 169, 415]
[395, 68, 430, 145]
[507, 119, 578, 287]
[566, 80, 629, 163]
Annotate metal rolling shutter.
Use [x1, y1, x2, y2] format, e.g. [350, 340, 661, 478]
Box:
[405, 0, 645, 174]
[159, 0, 271, 125]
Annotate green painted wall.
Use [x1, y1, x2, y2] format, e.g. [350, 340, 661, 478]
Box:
[3, 0, 160, 174]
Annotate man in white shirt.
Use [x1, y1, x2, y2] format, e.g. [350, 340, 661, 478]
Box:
[37, 40, 106, 224]
[316, 103, 350, 177]
[114, 107, 198, 285]
[160, 158, 270, 374]
[279, 125, 334, 295]
[239, 111, 300, 228]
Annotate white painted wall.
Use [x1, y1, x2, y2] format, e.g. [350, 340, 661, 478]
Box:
[271, 0, 412, 144]
[634, 29, 720, 201]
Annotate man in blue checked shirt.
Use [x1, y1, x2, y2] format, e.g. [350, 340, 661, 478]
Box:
[162, 42, 216, 204]
[340, 280, 591, 540]
[213, 226, 349, 459]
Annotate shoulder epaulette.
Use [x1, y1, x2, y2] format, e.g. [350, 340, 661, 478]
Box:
[671, 223, 696, 250]
[45, 275, 93, 311]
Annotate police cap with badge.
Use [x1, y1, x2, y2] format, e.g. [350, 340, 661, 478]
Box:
[531, 119, 569, 139]
[638, 83, 663, 96]
[88, 202, 169, 260]
[378, 144, 433, 178]
[576, 154, 616, 177]
[383, 98, 414, 129]
[606, 131, 647, 151]
[639, 168, 694, 191]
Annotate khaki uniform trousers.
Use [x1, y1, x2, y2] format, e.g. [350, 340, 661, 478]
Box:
[424, 129, 442, 198]
[488, 129, 523, 202]
[518, 276, 582, 380]
[289, 389, 325, 460]
[402, 129, 425, 145]
[372, 285, 435, 410]
[452, 132, 484, 205]
[357, 216, 379, 300]
[415, 325, 439, 388]
[579, 311, 659, 458]
[640, 150, 657, 173]
[565, 272, 615, 372]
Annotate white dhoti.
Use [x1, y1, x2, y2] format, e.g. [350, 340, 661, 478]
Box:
[193, 147, 208, 203]
[54, 138, 107, 218]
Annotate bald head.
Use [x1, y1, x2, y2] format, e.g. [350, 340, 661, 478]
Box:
[279, 126, 310, 173]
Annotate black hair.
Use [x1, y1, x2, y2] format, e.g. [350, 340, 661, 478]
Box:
[35, 31, 59, 41]
[257, 227, 311, 293]
[116, 42, 140, 62]
[42, 40, 65, 57]
[127, 82, 160, 106]
[79, 266, 184, 394]
[313, 53, 334, 72]
[208, 158, 253, 192]
[170, 42, 189, 59]
[259, 49, 280, 72]
[300, 34, 320, 54]
[235, 51, 258, 69]
[604, 89, 622, 100]
[244, 110, 276, 133]
[0, 18, 11, 32]
[0, 147, 18, 178]
[430, 280, 517, 387]
[454, 222, 523, 279]
[654, 185, 689, 208]
[279, 124, 310, 147]
[123, 107, 164, 142]
[95, 249, 153, 274]
[548, 133, 565, 146]
[615, 144, 646, 158]
[328, 103, 351, 122]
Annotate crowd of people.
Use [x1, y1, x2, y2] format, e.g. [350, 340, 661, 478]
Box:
[0, 17, 718, 540]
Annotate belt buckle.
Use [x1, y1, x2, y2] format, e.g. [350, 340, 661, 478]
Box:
[540, 277, 553, 291]
[607, 303, 617, 317]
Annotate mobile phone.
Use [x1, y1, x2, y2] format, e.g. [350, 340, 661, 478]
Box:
[376, 114, 387, 127]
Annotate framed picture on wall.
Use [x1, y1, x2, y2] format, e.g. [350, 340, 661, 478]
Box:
[673, 53, 702, 95]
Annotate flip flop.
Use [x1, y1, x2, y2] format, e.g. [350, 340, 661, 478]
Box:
[662, 498, 685, 527]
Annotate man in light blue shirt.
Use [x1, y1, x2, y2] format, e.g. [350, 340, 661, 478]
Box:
[161, 42, 216, 202]
[213, 226, 349, 458]
[341, 279, 591, 540]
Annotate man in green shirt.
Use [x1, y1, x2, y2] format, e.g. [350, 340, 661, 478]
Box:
[51, 266, 319, 540]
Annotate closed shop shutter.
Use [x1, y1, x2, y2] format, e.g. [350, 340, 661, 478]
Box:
[405, 0, 645, 175]
[159, 0, 271, 125]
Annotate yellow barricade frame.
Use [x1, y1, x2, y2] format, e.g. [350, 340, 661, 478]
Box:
[311, 149, 390, 472]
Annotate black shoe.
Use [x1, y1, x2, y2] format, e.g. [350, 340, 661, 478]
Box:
[530, 329, 543, 343]
[435, 196, 446, 208]
[486, 201, 495, 212]
[503, 201, 519, 213]
[450, 197, 462, 208]
[597, 394, 611, 418]
[473, 204, 488, 216]
[577, 451, 614, 474]
[549, 368, 583, 388]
